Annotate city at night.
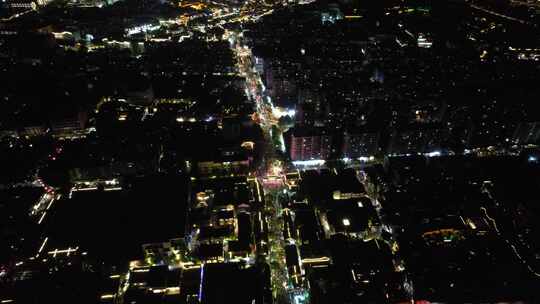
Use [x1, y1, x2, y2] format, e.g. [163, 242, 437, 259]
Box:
[1, 0, 540, 303]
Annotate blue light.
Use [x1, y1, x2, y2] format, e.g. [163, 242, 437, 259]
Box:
[426, 151, 441, 157]
[198, 264, 205, 302]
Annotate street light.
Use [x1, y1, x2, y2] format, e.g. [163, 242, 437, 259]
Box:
[342, 218, 351, 227]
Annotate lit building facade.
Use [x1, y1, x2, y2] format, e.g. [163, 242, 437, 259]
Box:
[289, 128, 332, 161]
[342, 131, 379, 159]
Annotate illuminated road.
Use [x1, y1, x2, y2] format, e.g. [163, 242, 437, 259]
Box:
[470, 4, 530, 25]
[228, 11, 310, 299]
[0, 9, 34, 22]
[230, 32, 291, 302]
[224, 1, 325, 302]
[509, 0, 540, 7]
[355, 170, 414, 300]
[480, 205, 540, 278]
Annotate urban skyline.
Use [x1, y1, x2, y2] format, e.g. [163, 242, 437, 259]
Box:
[1, 0, 540, 303]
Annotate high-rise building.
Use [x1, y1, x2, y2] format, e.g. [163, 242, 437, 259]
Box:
[289, 127, 332, 161]
[2, 0, 51, 11]
[387, 127, 448, 155]
[342, 130, 379, 159]
[3, 0, 34, 9]
[512, 122, 540, 145]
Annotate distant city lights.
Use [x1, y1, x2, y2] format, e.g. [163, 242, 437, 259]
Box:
[425, 151, 441, 157]
[272, 107, 296, 118]
[292, 159, 325, 167]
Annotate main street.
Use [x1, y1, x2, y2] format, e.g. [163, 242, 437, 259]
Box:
[229, 29, 292, 303]
[227, 12, 310, 300]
